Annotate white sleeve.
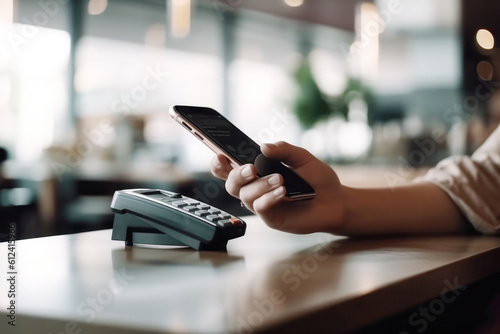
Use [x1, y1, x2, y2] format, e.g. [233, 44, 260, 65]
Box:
[417, 125, 500, 234]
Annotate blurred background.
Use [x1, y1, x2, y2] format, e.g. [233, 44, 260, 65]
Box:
[0, 0, 499, 240]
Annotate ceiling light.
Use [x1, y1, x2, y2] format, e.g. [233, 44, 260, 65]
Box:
[476, 29, 494, 50]
[88, 0, 108, 16]
[284, 0, 304, 8]
[476, 61, 494, 81]
[170, 0, 191, 38]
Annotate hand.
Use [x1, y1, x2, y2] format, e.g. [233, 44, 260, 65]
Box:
[211, 141, 347, 234]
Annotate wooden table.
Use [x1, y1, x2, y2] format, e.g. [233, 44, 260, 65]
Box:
[2, 215, 500, 333]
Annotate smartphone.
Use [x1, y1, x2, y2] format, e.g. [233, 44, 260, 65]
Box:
[169, 105, 315, 201]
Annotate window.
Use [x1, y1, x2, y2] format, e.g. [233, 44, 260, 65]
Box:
[0, 23, 70, 161]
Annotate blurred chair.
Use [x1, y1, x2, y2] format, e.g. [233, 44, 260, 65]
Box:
[0, 147, 39, 241]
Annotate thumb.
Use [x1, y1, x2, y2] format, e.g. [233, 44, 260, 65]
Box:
[261, 141, 316, 169]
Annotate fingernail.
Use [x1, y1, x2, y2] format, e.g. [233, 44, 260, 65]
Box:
[241, 165, 252, 178]
[273, 186, 285, 197]
[268, 174, 280, 186]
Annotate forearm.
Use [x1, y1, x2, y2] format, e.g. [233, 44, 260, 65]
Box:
[334, 182, 467, 236]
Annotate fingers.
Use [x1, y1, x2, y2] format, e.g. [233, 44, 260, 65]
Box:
[261, 141, 316, 169]
[210, 154, 233, 180]
[212, 141, 319, 216]
[212, 141, 314, 180]
[210, 154, 285, 212]
[223, 163, 285, 212]
[225, 164, 258, 198]
[238, 174, 285, 211]
[252, 185, 286, 214]
[262, 141, 337, 189]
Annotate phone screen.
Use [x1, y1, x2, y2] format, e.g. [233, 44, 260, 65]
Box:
[172, 105, 315, 200]
[176, 106, 261, 164]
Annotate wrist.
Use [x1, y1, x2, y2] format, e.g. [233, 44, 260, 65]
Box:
[323, 185, 351, 235]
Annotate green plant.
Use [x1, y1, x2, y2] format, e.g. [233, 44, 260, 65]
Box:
[292, 58, 375, 128]
[292, 58, 332, 128]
